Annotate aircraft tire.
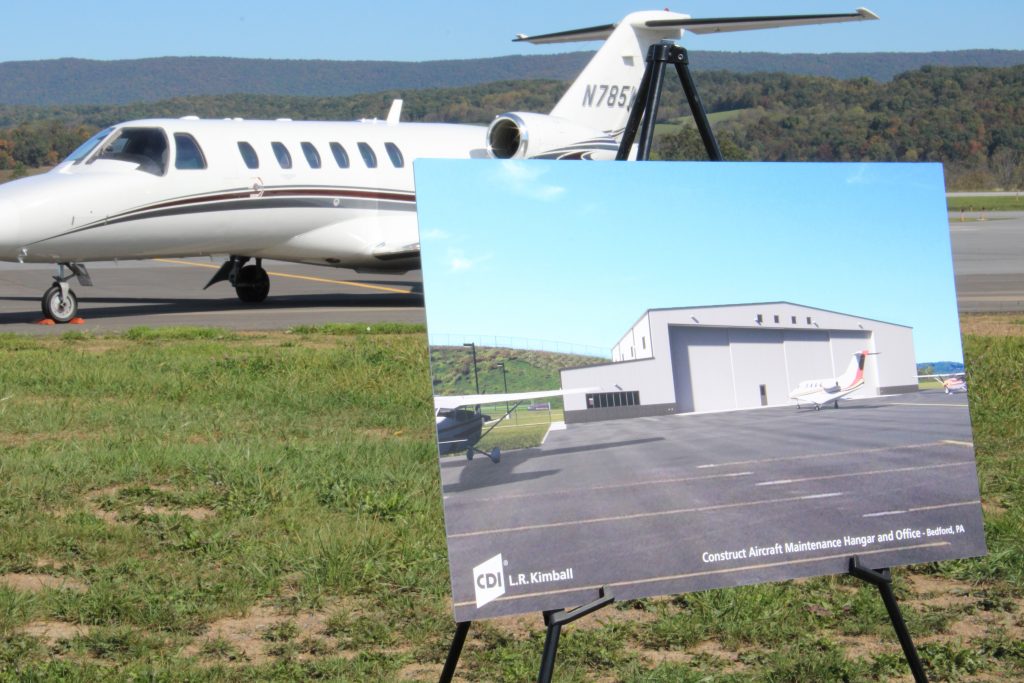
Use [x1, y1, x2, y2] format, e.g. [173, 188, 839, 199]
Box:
[235, 265, 270, 303]
[41, 285, 78, 323]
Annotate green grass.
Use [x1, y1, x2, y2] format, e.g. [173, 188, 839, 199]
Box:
[947, 194, 1024, 212]
[0, 324, 1022, 680]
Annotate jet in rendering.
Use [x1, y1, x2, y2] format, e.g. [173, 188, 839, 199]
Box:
[789, 350, 876, 409]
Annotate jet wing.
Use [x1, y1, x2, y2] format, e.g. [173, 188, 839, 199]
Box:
[434, 387, 596, 412]
[793, 386, 861, 407]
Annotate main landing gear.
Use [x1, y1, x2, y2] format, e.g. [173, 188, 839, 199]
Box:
[41, 263, 91, 323]
[204, 256, 270, 303]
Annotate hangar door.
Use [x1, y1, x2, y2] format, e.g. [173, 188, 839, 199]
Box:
[669, 326, 873, 413]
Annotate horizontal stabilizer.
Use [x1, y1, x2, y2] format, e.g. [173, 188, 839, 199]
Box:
[514, 8, 876, 44]
[655, 8, 879, 35]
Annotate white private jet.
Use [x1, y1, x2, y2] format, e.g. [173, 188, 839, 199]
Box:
[789, 349, 877, 409]
[0, 8, 877, 322]
[435, 388, 594, 463]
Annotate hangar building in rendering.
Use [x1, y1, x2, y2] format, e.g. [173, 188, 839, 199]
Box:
[560, 302, 918, 423]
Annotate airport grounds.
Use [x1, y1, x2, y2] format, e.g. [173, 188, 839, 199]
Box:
[4, 213, 1024, 679]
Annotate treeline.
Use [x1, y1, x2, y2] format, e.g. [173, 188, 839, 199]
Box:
[2, 65, 1023, 189]
[3, 50, 1023, 106]
[653, 66, 1024, 189]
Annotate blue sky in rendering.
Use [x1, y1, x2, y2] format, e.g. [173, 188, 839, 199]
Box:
[1, 1, 1021, 61]
[415, 160, 962, 364]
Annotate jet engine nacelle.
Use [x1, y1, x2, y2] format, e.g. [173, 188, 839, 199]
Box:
[486, 112, 619, 160]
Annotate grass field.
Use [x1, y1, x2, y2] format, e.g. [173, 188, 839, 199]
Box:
[1, 320, 1023, 681]
[947, 195, 1024, 212]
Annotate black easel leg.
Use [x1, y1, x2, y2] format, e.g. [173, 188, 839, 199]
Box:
[537, 610, 562, 683]
[615, 41, 723, 162]
[848, 557, 928, 683]
[616, 57, 656, 160]
[674, 50, 723, 161]
[438, 621, 471, 683]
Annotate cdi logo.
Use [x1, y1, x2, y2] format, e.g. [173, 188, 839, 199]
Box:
[472, 553, 505, 608]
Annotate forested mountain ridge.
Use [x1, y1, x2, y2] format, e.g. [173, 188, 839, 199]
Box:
[2, 50, 1023, 106]
[1, 65, 1022, 190]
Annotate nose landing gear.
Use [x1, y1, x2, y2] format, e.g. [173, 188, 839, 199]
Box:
[41, 263, 91, 323]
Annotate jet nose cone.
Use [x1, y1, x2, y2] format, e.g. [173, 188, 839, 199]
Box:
[0, 199, 21, 258]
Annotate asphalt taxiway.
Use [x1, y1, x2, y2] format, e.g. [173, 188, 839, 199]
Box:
[0, 258, 423, 332]
[439, 390, 985, 621]
[951, 210, 1024, 312]
[0, 211, 1021, 330]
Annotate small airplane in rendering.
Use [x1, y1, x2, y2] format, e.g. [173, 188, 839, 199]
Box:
[919, 372, 967, 394]
[434, 388, 593, 463]
[0, 8, 877, 322]
[789, 350, 876, 409]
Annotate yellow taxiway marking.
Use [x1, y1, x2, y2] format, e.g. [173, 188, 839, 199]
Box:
[447, 491, 843, 539]
[452, 541, 951, 608]
[154, 258, 413, 295]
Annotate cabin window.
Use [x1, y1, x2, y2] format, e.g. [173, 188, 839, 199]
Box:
[92, 127, 169, 176]
[357, 142, 377, 168]
[330, 142, 350, 168]
[384, 142, 404, 168]
[238, 142, 259, 169]
[174, 133, 207, 170]
[272, 142, 293, 169]
[65, 127, 114, 164]
[301, 142, 321, 169]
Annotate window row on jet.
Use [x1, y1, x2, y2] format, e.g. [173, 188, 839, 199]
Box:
[65, 126, 407, 177]
[237, 140, 405, 171]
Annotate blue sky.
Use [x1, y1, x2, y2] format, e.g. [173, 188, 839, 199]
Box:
[2, 1, 1022, 62]
[415, 160, 963, 364]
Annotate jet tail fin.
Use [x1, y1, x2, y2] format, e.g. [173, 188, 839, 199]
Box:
[518, 8, 877, 136]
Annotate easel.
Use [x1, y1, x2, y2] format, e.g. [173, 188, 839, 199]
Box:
[439, 588, 614, 683]
[439, 42, 929, 683]
[616, 40, 723, 162]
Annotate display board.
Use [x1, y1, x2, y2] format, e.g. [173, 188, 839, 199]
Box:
[414, 160, 985, 622]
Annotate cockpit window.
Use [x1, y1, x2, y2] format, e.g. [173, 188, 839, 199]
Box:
[174, 133, 207, 170]
[64, 127, 114, 164]
[301, 142, 321, 169]
[271, 142, 292, 169]
[238, 141, 259, 169]
[92, 127, 169, 176]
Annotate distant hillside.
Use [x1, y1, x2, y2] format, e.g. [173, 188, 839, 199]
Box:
[429, 346, 604, 398]
[3, 50, 1023, 105]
